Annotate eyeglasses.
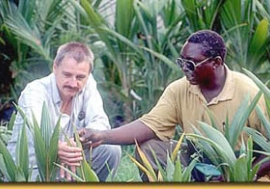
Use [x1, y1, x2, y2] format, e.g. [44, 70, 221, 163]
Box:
[175, 57, 212, 71]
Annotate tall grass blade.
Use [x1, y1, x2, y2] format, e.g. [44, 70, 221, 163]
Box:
[31, 112, 46, 181]
[47, 116, 61, 181]
[229, 91, 262, 148]
[126, 153, 155, 181]
[232, 154, 248, 181]
[40, 102, 53, 150]
[186, 132, 236, 167]
[244, 127, 270, 152]
[0, 154, 10, 180]
[17, 123, 29, 180]
[197, 122, 236, 163]
[73, 123, 99, 182]
[181, 157, 198, 181]
[255, 106, 270, 139]
[0, 138, 17, 180]
[134, 140, 157, 180]
[243, 68, 270, 98]
[172, 155, 182, 182]
[171, 133, 185, 162]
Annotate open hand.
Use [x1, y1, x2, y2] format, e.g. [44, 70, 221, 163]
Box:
[78, 128, 103, 148]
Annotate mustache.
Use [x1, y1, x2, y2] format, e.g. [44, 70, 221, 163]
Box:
[64, 85, 79, 91]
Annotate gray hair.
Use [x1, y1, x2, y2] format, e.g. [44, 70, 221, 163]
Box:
[54, 41, 94, 72]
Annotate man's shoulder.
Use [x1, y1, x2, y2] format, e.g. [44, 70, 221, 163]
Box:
[166, 77, 188, 89]
[231, 70, 257, 88]
[22, 74, 53, 94]
[161, 77, 190, 97]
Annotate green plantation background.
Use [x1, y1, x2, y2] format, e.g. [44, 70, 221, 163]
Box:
[0, 0, 270, 182]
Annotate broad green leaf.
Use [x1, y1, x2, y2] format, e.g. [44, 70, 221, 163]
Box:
[7, 110, 16, 130]
[246, 136, 254, 180]
[115, 0, 134, 38]
[40, 102, 53, 150]
[100, 27, 144, 57]
[181, 157, 198, 181]
[232, 154, 248, 181]
[133, 1, 154, 62]
[15, 168, 26, 182]
[255, 106, 270, 140]
[134, 140, 157, 181]
[171, 133, 185, 162]
[247, 18, 269, 70]
[243, 68, 270, 99]
[0, 139, 17, 181]
[187, 132, 236, 167]
[17, 123, 29, 180]
[32, 112, 46, 181]
[48, 116, 61, 181]
[249, 19, 268, 50]
[244, 127, 270, 152]
[229, 91, 262, 149]
[172, 157, 182, 182]
[14, 104, 33, 131]
[81, 160, 99, 182]
[198, 122, 236, 162]
[149, 147, 167, 181]
[166, 154, 175, 181]
[181, 0, 198, 31]
[126, 153, 156, 181]
[141, 46, 179, 70]
[0, 154, 11, 181]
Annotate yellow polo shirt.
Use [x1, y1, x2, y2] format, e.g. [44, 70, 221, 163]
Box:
[139, 66, 267, 144]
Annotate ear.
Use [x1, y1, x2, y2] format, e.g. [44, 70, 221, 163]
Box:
[53, 63, 57, 74]
[213, 56, 223, 67]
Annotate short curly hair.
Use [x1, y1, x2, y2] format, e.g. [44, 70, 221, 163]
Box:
[187, 30, 227, 61]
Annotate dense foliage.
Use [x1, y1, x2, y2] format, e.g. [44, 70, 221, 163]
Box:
[0, 0, 270, 182]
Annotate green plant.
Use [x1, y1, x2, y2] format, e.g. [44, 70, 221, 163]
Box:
[0, 102, 99, 182]
[14, 102, 61, 181]
[71, 0, 185, 124]
[0, 122, 31, 181]
[127, 134, 197, 182]
[0, 110, 15, 145]
[185, 91, 268, 181]
[0, 0, 95, 101]
[54, 123, 99, 182]
[241, 68, 270, 177]
[187, 128, 260, 182]
[220, 0, 270, 81]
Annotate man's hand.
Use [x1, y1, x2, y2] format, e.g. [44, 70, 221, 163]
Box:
[78, 128, 103, 148]
[58, 138, 83, 181]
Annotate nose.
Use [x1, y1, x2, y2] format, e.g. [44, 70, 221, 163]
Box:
[181, 63, 190, 72]
[68, 77, 78, 87]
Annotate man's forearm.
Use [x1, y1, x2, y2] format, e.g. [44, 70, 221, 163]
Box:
[102, 120, 156, 145]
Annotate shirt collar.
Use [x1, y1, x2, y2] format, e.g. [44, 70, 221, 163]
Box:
[188, 65, 235, 105]
[50, 73, 62, 105]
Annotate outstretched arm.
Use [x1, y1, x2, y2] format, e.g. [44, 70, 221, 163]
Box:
[79, 120, 156, 147]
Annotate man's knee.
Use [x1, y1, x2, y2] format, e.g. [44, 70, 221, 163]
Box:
[91, 145, 121, 170]
[103, 145, 122, 164]
[135, 139, 170, 167]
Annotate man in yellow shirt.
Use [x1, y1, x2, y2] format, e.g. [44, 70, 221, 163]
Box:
[78, 30, 268, 181]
